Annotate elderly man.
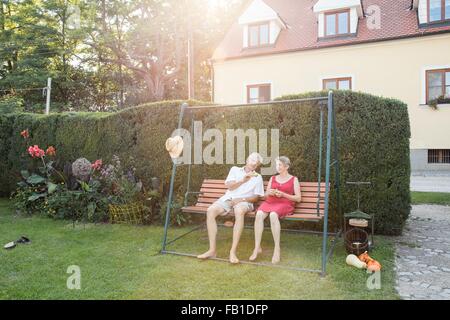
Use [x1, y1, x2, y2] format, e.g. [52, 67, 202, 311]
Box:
[197, 152, 265, 264]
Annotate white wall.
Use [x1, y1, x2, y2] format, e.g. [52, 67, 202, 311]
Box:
[213, 34, 450, 150]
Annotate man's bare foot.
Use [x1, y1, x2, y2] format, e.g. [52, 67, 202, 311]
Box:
[272, 248, 280, 264]
[197, 250, 216, 260]
[249, 247, 263, 261]
[229, 252, 240, 264]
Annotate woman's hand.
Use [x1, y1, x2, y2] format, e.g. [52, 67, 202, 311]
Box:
[275, 190, 284, 198]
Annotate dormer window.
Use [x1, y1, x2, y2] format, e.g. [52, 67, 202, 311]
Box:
[428, 0, 450, 23]
[325, 10, 350, 37]
[414, 0, 450, 25]
[249, 22, 270, 47]
[314, 0, 363, 39]
[239, 0, 287, 49]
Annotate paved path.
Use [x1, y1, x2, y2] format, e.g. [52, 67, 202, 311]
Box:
[411, 175, 450, 193]
[394, 205, 450, 300]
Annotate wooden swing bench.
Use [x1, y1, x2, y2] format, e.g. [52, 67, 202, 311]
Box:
[182, 179, 329, 222]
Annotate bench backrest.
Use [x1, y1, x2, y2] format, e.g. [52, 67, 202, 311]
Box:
[195, 179, 328, 216]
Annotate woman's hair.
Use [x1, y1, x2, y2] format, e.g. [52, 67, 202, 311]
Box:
[276, 156, 291, 168]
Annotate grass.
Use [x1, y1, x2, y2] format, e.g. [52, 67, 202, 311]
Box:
[0, 198, 399, 300]
[411, 191, 450, 206]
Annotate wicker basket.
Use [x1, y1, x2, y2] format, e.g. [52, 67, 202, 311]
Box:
[344, 228, 369, 255]
[109, 203, 144, 225]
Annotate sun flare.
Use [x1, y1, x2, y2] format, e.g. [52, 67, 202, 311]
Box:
[207, 0, 225, 7]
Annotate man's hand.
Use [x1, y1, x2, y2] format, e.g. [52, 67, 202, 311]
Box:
[226, 172, 254, 191]
[242, 172, 254, 183]
[230, 199, 240, 207]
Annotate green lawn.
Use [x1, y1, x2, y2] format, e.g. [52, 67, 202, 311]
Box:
[411, 191, 450, 206]
[0, 198, 399, 300]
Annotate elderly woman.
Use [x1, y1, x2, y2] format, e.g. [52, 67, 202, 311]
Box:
[249, 156, 301, 264]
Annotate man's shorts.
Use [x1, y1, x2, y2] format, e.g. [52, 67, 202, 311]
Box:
[212, 199, 254, 216]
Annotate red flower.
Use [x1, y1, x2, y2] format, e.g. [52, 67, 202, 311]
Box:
[27, 145, 45, 158]
[20, 129, 29, 139]
[46, 146, 56, 156]
[91, 159, 103, 171]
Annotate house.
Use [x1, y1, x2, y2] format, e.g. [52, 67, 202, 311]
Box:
[211, 0, 450, 174]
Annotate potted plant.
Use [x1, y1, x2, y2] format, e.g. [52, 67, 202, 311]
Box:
[428, 95, 450, 110]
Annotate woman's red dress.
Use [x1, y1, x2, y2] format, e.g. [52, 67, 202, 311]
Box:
[257, 175, 296, 218]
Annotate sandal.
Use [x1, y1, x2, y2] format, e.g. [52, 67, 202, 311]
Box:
[3, 236, 31, 250]
[3, 241, 16, 250]
[16, 236, 31, 244]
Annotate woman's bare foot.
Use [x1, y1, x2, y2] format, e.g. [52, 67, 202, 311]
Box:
[249, 247, 263, 261]
[272, 248, 280, 264]
[197, 250, 216, 260]
[229, 251, 240, 264]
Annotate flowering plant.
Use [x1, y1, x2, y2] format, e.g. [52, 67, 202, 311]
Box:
[28, 145, 45, 158]
[21, 129, 29, 139]
[12, 129, 66, 214]
[92, 159, 103, 171]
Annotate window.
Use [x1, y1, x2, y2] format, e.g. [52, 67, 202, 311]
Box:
[323, 77, 352, 90]
[248, 22, 270, 47]
[426, 69, 450, 102]
[247, 84, 271, 103]
[448, 0, 450, 19]
[428, 149, 450, 164]
[325, 10, 350, 37]
[428, 0, 450, 23]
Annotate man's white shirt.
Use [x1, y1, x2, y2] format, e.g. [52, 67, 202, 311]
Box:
[219, 166, 265, 202]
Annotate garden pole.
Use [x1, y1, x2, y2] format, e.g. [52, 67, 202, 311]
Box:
[161, 103, 188, 253]
[45, 77, 52, 115]
[332, 99, 342, 225]
[316, 104, 324, 216]
[321, 91, 333, 277]
[184, 117, 194, 207]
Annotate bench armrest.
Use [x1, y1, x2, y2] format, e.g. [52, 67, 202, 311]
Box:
[184, 191, 204, 206]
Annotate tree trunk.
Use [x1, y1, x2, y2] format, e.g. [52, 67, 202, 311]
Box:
[143, 73, 165, 101]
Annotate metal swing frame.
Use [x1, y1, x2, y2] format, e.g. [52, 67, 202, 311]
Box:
[160, 91, 342, 277]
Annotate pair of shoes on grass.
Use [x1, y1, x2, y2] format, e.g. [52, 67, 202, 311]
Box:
[3, 236, 31, 250]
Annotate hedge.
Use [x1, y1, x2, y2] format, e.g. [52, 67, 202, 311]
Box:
[0, 92, 411, 235]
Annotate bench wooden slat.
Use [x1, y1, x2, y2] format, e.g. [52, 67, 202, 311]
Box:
[204, 179, 328, 186]
[183, 179, 329, 221]
[196, 197, 325, 209]
[189, 203, 324, 215]
[198, 193, 324, 204]
[201, 183, 328, 189]
[198, 191, 326, 198]
[198, 191, 326, 199]
[182, 206, 324, 219]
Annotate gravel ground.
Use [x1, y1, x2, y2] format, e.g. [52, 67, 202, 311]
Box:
[394, 205, 450, 300]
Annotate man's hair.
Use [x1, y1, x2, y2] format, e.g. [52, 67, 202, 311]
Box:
[247, 152, 263, 165]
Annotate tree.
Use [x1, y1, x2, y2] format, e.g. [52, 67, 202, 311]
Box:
[0, 0, 245, 111]
[83, 0, 184, 102]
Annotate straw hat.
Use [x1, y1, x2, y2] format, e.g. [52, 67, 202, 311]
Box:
[165, 136, 184, 159]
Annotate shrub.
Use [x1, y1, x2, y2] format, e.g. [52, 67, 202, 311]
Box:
[0, 93, 411, 234]
[0, 94, 24, 114]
